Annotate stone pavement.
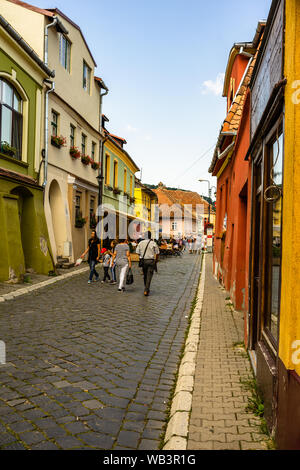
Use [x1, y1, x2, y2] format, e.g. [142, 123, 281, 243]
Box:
[0, 253, 201, 450]
[187, 254, 269, 450]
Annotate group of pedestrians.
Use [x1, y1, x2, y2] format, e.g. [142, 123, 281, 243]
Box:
[80, 231, 159, 297]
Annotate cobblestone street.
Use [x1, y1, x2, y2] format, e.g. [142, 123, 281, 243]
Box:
[0, 254, 201, 450]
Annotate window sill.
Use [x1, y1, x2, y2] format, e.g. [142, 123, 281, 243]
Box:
[0, 152, 28, 168]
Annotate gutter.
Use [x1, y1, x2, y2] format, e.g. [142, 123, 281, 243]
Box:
[217, 141, 235, 161]
[0, 15, 55, 78]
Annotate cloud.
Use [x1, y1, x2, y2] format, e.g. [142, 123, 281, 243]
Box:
[126, 124, 138, 132]
[201, 73, 225, 96]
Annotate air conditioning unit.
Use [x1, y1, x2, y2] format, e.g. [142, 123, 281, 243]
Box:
[63, 241, 72, 257]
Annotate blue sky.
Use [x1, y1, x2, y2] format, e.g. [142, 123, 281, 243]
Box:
[33, 0, 272, 196]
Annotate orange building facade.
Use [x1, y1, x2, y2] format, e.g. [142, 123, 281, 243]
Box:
[209, 24, 265, 344]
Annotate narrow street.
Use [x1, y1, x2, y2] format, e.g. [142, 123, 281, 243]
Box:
[0, 254, 201, 450]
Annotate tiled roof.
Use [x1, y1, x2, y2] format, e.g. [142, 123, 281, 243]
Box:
[209, 49, 258, 174]
[153, 186, 210, 217]
[7, 1, 97, 66]
[222, 56, 256, 134]
[6, 0, 54, 17]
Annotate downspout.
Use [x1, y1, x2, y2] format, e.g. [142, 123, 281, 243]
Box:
[44, 16, 58, 66]
[42, 16, 58, 190]
[98, 86, 109, 245]
[43, 79, 55, 190]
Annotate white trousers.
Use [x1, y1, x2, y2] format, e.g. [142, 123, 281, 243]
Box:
[118, 264, 128, 290]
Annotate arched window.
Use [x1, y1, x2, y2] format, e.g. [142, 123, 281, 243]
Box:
[0, 79, 23, 160]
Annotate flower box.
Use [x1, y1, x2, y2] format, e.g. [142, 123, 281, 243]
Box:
[113, 187, 121, 195]
[70, 146, 81, 159]
[81, 155, 91, 166]
[75, 212, 87, 228]
[91, 161, 100, 170]
[0, 141, 17, 157]
[51, 135, 66, 148]
[105, 185, 114, 192]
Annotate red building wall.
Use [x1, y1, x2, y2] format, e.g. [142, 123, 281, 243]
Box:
[213, 58, 252, 345]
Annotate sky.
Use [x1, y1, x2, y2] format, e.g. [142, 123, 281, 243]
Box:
[32, 0, 272, 196]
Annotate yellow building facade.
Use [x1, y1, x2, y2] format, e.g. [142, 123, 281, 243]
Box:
[134, 180, 158, 237]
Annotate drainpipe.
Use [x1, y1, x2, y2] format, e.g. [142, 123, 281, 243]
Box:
[43, 79, 55, 190]
[44, 17, 58, 66]
[98, 86, 109, 245]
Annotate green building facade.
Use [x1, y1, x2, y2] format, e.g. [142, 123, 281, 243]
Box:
[0, 16, 54, 282]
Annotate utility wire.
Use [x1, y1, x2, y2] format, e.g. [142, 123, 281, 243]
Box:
[172, 143, 215, 185]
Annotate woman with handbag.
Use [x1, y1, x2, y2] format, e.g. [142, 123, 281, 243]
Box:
[136, 231, 160, 296]
[111, 239, 132, 292]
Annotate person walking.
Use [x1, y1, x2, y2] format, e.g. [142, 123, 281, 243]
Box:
[101, 248, 111, 283]
[109, 240, 117, 285]
[80, 230, 100, 284]
[136, 231, 160, 297]
[111, 239, 132, 292]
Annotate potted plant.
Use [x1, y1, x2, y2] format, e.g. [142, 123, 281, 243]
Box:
[75, 212, 87, 228]
[130, 196, 135, 204]
[1, 141, 17, 157]
[51, 135, 66, 148]
[90, 160, 100, 170]
[70, 146, 81, 159]
[81, 155, 91, 166]
[113, 187, 121, 195]
[105, 185, 114, 192]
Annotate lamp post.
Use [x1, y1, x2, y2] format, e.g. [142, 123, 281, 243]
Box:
[96, 173, 104, 246]
[198, 179, 212, 224]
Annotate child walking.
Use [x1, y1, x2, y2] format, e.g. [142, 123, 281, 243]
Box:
[101, 248, 111, 283]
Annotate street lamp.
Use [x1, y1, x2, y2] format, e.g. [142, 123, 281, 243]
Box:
[96, 174, 104, 244]
[198, 179, 212, 223]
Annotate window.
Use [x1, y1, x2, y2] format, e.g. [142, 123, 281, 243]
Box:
[83, 61, 91, 93]
[124, 168, 127, 192]
[130, 175, 133, 196]
[265, 132, 283, 344]
[81, 134, 86, 155]
[59, 34, 71, 72]
[172, 222, 178, 231]
[91, 142, 96, 160]
[75, 193, 81, 220]
[90, 197, 96, 229]
[70, 124, 75, 147]
[0, 79, 23, 159]
[51, 111, 58, 137]
[113, 160, 118, 188]
[105, 154, 110, 185]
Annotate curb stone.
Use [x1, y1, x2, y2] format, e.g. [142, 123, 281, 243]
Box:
[163, 255, 206, 450]
[0, 266, 90, 303]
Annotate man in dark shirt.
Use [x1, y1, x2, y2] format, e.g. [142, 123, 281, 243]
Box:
[80, 230, 100, 284]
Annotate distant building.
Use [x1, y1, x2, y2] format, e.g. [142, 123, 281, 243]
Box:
[153, 183, 210, 239]
[134, 179, 158, 238]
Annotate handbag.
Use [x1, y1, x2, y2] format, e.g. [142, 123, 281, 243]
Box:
[138, 240, 151, 268]
[126, 268, 134, 285]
